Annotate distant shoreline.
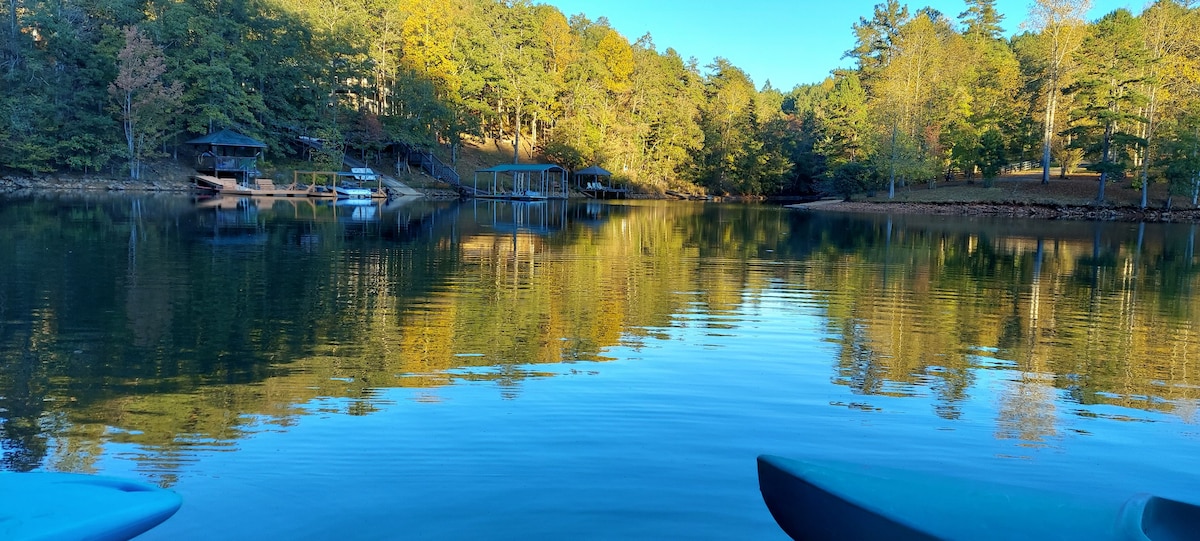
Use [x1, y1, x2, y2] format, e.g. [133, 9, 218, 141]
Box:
[8, 172, 1200, 223]
[788, 199, 1200, 223]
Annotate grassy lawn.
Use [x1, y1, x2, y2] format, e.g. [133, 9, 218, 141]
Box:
[860, 170, 1180, 208]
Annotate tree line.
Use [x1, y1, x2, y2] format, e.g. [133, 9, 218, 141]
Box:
[3, 0, 1200, 202]
[815, 0, 1200, 207]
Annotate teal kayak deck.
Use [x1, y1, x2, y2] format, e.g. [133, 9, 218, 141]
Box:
[757, 455, 1200, 541]
[0, 472, 181, 541]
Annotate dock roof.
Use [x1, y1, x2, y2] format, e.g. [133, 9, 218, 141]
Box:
[476, 164, 565, 174]
[185, 129, 267, 148]
[575, 165, 612, 177]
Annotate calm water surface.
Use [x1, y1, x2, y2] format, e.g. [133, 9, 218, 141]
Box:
[1, 193, 1198, 539]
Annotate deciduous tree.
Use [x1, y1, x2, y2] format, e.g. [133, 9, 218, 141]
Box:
[1026, 0, 1091, 184]
[110, 26, 181, 180]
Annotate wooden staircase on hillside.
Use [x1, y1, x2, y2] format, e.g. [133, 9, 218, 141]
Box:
[395, 142, 475, 195]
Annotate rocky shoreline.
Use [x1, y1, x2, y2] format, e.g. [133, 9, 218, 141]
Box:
[791, 199, 1200, 223]
[9, 174, 1200, 223]
[1, 174, 194, 193]
[0, 173, 462, 198]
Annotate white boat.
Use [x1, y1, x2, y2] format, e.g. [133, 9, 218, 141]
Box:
[334, 184, 374, 199]
[513, 190, 548, 201]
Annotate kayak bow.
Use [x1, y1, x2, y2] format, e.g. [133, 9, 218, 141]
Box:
[757, 455, 1200, 541]
[0, 472, 182, 541]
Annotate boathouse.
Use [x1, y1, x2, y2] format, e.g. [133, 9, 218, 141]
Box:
[186, 129, 267, 184]
[472, 164, 568, 200]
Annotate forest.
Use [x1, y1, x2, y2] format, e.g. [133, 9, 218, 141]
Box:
[2, 0, 1200, 200]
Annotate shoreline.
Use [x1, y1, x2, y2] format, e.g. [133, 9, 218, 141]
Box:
[8, 173, 1200, 223]
[0, 173, 466, 198]
[0, 174, 194, 193]
[788, 199, 1200, 223]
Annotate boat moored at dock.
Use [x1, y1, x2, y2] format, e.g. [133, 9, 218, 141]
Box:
[192, 171, 389, 200]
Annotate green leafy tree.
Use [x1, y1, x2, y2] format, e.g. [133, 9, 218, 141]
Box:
[389, 70, 451, 147]
[955, 0, 1020, 177]
[870, 10, 969, 196]
[948, 122, 980, 179]
[3, 0, 23, 73]
[979, 127, 1007, 186]
[1158, 109, 1200, 207]
[309, 126, 346, 172]
[821, 161, 880, 200]
[814, 73, 870, 167]
[1134, 0, 1195, 208]
[696, 58, 756, 194]
[0, 0, 125, 174]
[154, 0, 264, 135]
[738, 88, 794, 195]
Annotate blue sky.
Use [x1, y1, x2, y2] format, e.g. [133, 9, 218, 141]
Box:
[541, 0, 1144, 90]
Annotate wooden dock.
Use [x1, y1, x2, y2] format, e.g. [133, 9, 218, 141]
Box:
[581, 184, 627, 200]
[192, 174, 387, 199]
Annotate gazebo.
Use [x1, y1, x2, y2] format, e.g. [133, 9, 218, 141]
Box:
[575, 165, 611, 189]
[575, 165, 626, 199]
[472, 164, 569, 200]
[186, 129, 267, 183]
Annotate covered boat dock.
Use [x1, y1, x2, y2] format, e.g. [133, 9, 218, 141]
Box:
[472, 164, 568, 200]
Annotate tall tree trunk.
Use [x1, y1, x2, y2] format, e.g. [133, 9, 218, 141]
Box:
[530, 114, 538, 160]
[1041, 87, 1057, 185]
[1030, 1, 1091, 185]
[1140, 85, 1157, 209]
[496, 96, 504, 143]
[123, 92, 137, 180]
[5, 0, 18, 70]
[512, 101, 521, 165]
[1097, 122, 1112, 202]
[889, 123, 898, 199]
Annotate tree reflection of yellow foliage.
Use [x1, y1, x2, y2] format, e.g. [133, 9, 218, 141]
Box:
[816, 223, 1200, 438]
[7, 201, 1200, 471]
[996, 374, 1059, 445]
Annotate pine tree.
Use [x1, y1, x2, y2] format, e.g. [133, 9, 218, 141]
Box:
[1064, 9, 1149, 202]
[959, 0, 1004, 40]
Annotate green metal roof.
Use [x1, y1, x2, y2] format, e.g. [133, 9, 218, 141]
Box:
[476, 164, 565, 174]
[185, 129, 267, 148]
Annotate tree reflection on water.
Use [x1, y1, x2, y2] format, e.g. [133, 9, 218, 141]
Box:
[1, 194, 1198, 474]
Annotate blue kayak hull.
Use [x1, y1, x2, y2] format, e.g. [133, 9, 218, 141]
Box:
[0, 472, 181, 541]
[757, 455, 1200, 541]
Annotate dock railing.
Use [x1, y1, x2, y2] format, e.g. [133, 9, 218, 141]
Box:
[395, 142, 462, 188]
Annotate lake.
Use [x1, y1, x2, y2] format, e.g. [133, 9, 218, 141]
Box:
[1, 193, 1198, 539]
